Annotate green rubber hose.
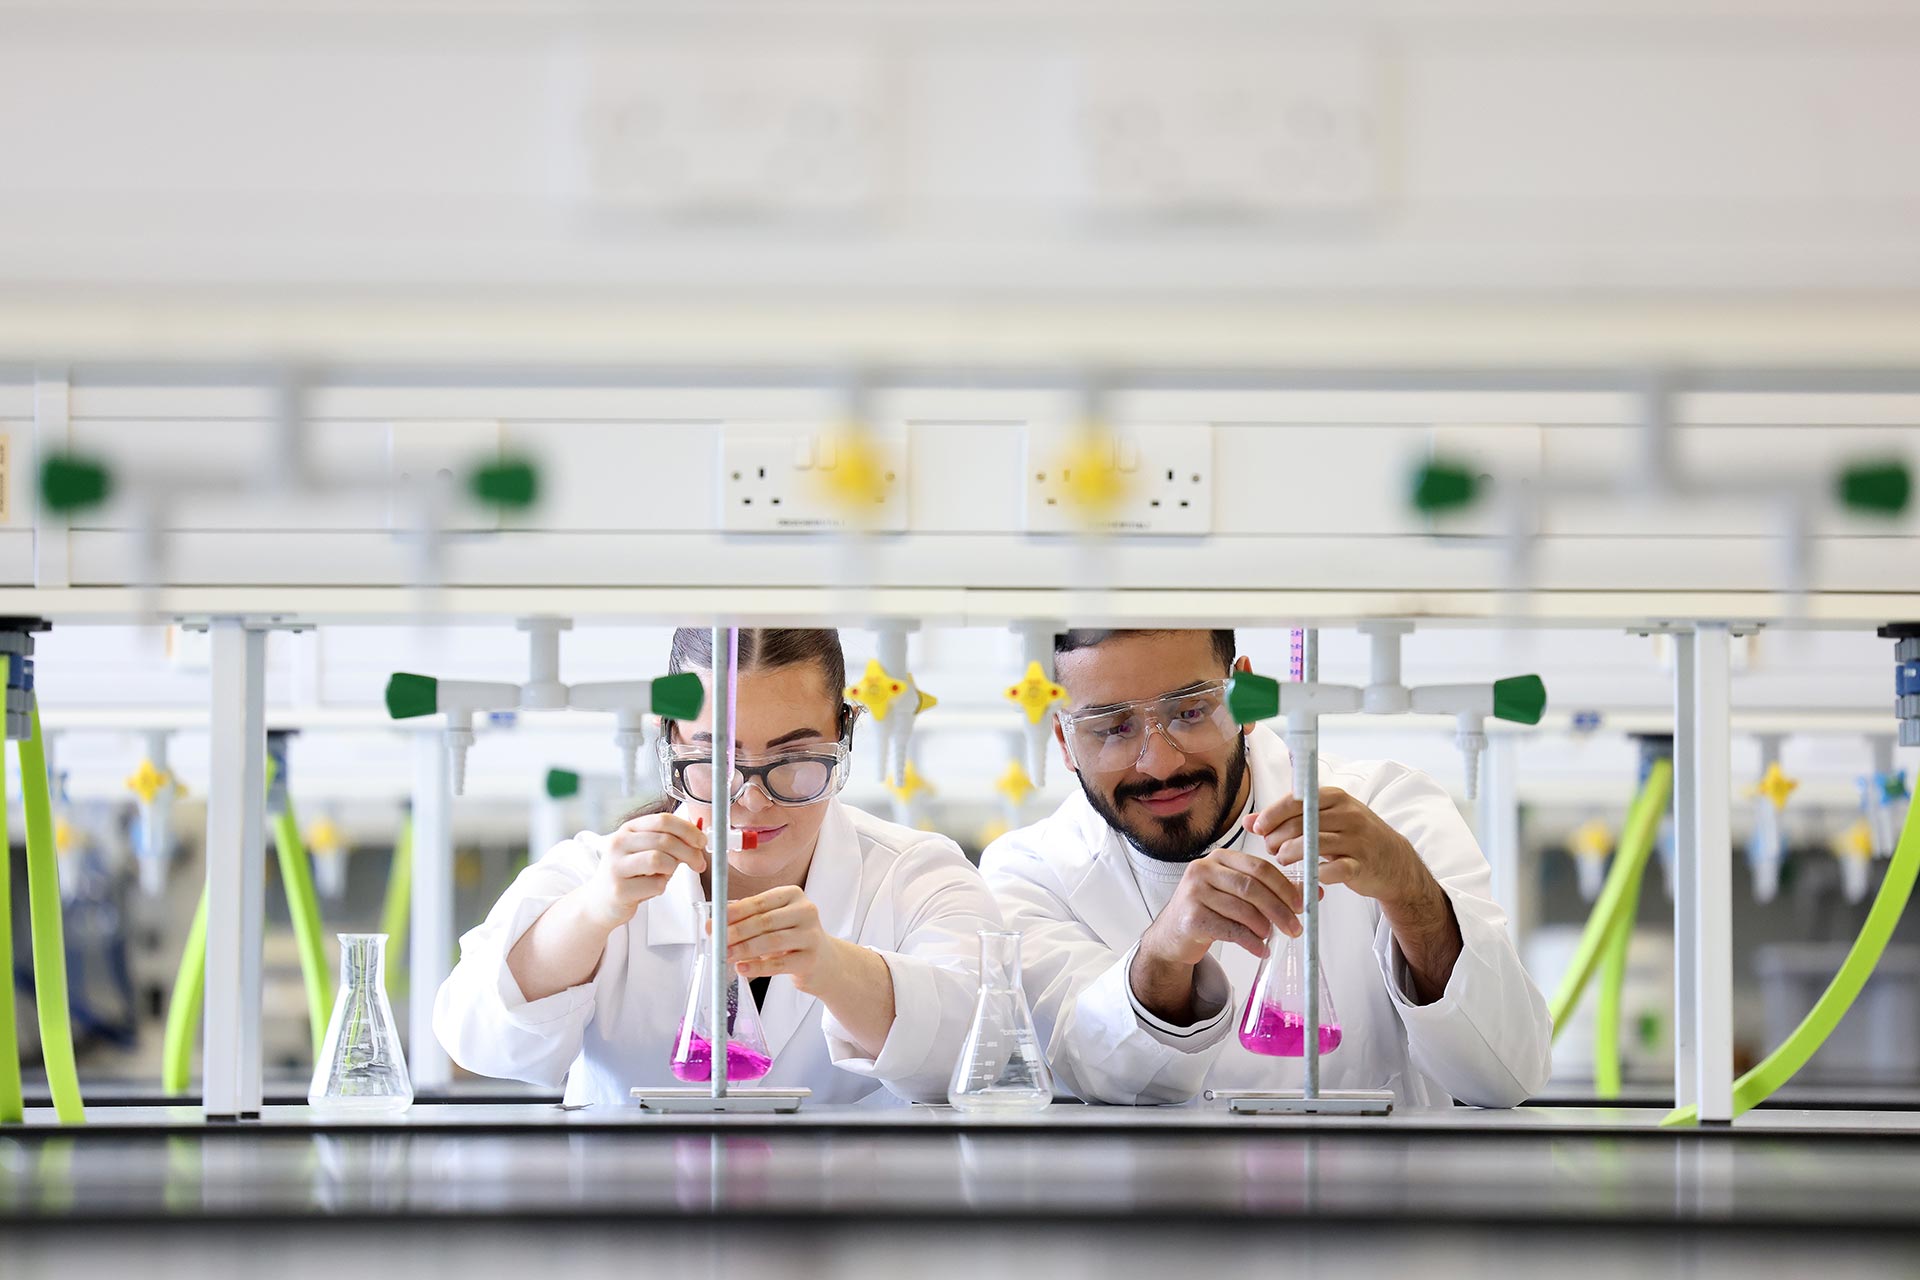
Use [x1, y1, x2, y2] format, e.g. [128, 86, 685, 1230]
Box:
[271, 800, 334, 1060]
[1663, 783, 1920, 1126]
[21, 698, 85, 1124]
[1593, 867, 1647, 1099]
[160, 892, 207, 1095]
[1549, 759, 1674, 1041]
[0, 732, 19, 1124]
[379, 821, 413, 1000]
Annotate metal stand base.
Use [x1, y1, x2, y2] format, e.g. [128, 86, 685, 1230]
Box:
[1213, 1089, 1395, 1116]
[630, 1088, 810, 1114]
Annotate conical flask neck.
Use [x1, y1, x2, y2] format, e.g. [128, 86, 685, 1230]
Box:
[336, 933, 388, 989]
[976, 931, 1024, 991]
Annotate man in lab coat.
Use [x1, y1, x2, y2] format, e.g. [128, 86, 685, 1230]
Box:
[981, 630, 1552, 1108]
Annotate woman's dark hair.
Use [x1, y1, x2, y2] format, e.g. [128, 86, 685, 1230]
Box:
[659, 627, 854, 745]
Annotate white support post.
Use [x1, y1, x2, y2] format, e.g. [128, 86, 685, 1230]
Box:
[1477, 734, 1529, 944]
[203, 621, 267, 1119]
[1672, 633, 1698, 1111]
[1689, 624, 1734, 1123]
[529, 786, 568, 866]
[709, 625, 734, 1101]
[1299, 628, 1321, 1101]
[410, 729, 454, 1091]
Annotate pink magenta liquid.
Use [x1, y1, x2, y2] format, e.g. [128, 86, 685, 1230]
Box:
[669, 1033, 774, 1084]
[1238, 1005, 1343, 1057]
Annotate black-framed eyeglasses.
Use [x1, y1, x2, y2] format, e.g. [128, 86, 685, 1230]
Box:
[657, 738, 853, 807]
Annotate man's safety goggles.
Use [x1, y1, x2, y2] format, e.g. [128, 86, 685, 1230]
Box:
[1056, 679, 1240, 775]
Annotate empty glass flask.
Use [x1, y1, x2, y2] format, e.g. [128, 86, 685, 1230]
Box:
[948, 930, 1053, 1111]
[1238, 925, 1342, 1058]
[308, 933, 413, 1112]
[670, 901, 774, 1084]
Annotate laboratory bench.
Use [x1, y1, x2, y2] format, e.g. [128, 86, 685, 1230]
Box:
[4, 1100, 1920, 1278]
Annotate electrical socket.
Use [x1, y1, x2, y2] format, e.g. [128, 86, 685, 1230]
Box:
[1024, 424, 1214, 535]
[719, 424, 909, 533]
[388, 420, 502, 532]
[1081, 40, 1383, 219]
[561, 41, 885, 221]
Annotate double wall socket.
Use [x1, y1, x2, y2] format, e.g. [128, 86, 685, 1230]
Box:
[720, 423, 909, 533]
[1023, 424, 1215, 535]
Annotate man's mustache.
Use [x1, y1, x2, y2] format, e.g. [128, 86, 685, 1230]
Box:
[1113, 769, 1217, 807]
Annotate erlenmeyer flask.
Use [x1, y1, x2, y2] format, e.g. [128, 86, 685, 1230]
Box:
[670, 901, 774, 1083]
[308, 933, 412, 1111]
[948, 930, 1053, 1111]
[1238, 926, 1342, 1058]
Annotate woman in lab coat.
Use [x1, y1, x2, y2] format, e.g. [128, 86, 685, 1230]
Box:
[435, 628, 1005, 1107]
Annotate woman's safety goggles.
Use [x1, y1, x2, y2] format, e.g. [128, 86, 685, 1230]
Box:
[657, 738, 853, 808]
[1056, 679, 1240, 776]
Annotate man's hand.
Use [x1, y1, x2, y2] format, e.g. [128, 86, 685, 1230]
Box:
[1129, 849, 1308, 1024]
[1246, 787, 1463, 1004]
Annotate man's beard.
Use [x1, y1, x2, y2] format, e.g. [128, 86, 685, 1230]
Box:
[1080, 734, 1251, 863]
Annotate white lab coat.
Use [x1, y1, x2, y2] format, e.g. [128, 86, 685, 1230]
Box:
[434, 800, 1004, 1107]
[981, 726, 1552, 1109]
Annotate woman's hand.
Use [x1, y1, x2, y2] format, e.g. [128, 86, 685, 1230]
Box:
[723, 886, 851, 996]
[581, 813, 708, 930]
[721, 887, 898, 1058]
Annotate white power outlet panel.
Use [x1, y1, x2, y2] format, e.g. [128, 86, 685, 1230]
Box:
[388, 420, 502, 531]
[1024, 424, 1215, 535]
[1081, 40, 1383, 219]
[560, 40, 886, 221]
[720, 425, 909, 533]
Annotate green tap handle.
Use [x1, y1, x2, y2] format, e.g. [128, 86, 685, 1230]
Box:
[1225, 671, 1281, 725]
[1410, 458, 1483, 515]
[39, 453, 113, 514]
[469, 456, 540, 509]
[1492, 674, 1548, 725]
[1837, 459, 1911, 516]
[385, 673, 439, 719]
[651, 672, 705, 721]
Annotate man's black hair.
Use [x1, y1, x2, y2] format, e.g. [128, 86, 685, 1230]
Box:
[1053, 629, 1235, 672]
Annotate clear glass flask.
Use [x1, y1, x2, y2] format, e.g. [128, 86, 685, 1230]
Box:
[670, 901, 774, 1083]
[308, 933, 413, 1112]
[1238, 925, 1342, 1058]
[948, 930, 1053, 1111]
